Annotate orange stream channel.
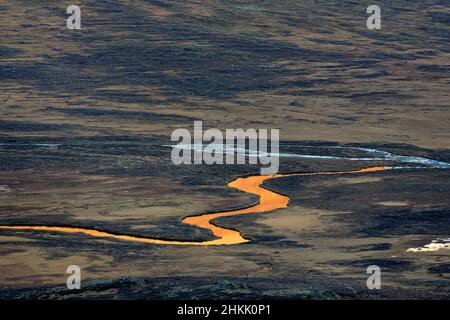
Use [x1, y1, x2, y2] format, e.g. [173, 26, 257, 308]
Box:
[0, 167, 386, 246]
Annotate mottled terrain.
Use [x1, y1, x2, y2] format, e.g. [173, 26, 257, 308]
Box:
[0, 1, 449, 299]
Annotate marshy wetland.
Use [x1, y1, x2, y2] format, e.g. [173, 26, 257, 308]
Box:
[0, 0, 449, 299]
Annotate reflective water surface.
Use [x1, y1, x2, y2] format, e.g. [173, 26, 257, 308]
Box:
[0, 167, 387, 246]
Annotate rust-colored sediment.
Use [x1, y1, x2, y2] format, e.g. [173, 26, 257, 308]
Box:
[0, 167, 386, 246]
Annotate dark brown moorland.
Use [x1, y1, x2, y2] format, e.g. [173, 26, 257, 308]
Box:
[0, 0, 449, 299]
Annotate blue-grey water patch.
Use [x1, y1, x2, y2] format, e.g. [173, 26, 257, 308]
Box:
[165, 144, 450, 169]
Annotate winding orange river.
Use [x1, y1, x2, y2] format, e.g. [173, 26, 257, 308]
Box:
[0, 167, 386, 246]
